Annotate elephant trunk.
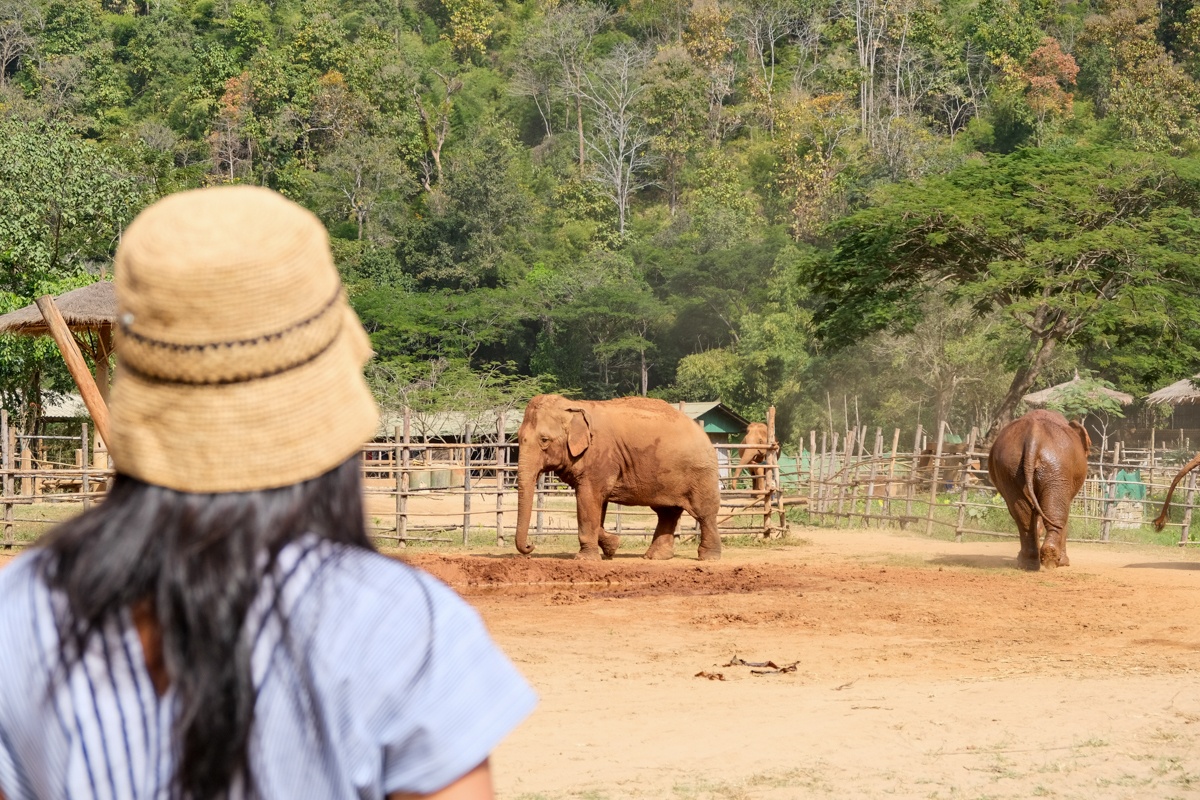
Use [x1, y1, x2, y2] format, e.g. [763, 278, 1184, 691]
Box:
[1153, 452, 1200, 531]
[514, 444, 541, 555]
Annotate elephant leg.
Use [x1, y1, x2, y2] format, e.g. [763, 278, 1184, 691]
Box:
[1039, 504, 1070, 569]
[696, 511, 722, 561]
[1012, 501, 1040, 571]
[644, 507, 682, 560]
[597, 500, 621, 558]
[573, 487, 605, 560]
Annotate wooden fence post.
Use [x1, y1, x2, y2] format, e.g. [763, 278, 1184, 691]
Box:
[864, 428, 882, 526]
[399, 409, 411, 547]
[80, 423, 90, 512]
[495, 412, 506, 547]
[763, 406, 778, 536]
[808, 430, 817, 514]
[904, 425, 923, 528]
[835, 430, 854, 525]
[818, 432, 828, 521]
[20, 445, 31, 499]
[924, 421, 947, 536]
[1, 411, 10, 547]
[462, 423, 473, 546]
[885, 428, 900, 522]
[1100, 441, 1119, 543]
[1180, 470, 1197, 545]
[953, 427, 979, 543]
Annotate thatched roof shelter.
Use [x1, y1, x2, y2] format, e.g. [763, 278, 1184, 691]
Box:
[0, 282, 117, 436]
[1023, 371, 1134, 408]
[1145, 375, 1200, 406]
[0, 281, 117, 337]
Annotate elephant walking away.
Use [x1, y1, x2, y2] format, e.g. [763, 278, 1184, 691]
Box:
[514, 394, 722, 561]
[988, 410, 1091, 570]
[730, 422, 770, 493]
[1152, 451, 1200, 531]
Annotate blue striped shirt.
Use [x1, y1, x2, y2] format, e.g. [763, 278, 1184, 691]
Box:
[0, 538, 536, 799]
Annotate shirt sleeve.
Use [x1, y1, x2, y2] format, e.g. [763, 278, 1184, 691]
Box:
[373, 574, 537, 796]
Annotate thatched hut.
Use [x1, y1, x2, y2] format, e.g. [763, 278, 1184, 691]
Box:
[0, 282, 117, 399]
[1145, 375, 1200, 440]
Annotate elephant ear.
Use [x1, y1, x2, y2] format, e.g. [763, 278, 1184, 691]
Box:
[1070, 420, 1092, 455]
[566, 408, 591, 458]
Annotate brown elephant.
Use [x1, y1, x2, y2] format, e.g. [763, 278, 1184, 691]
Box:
[730, 422, 770, 493]
[987, 410, 1091, 570]
[1152, 452, 1200, 531]
[514, 394, 722, 561]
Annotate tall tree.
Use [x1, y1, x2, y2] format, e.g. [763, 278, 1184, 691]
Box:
[807, 147, 1200, 435]
[582, 43, 654, 237]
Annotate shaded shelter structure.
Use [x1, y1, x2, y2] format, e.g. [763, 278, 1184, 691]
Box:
[1145, 374, 1200, 446]
[0, 281, 116, 441]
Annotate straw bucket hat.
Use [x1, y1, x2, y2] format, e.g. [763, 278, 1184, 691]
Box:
[108, 185, 379, 493]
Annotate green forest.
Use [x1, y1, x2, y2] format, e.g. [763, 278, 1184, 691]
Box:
[2, 0, 1200, 445]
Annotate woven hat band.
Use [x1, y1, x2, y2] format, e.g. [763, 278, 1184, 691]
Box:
[117, 288, 345, 386]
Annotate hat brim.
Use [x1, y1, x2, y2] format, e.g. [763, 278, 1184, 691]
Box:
[109, 306, 380, 493]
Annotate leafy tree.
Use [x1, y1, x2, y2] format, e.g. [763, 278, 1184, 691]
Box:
[808, 147, 1200, 435]
[1081, 0, 1200, 152]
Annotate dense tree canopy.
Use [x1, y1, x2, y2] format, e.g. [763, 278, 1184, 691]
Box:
[1, 0, 1199, 442]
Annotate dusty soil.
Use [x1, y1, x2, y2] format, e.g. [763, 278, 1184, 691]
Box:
[398, 528, 1200, 800]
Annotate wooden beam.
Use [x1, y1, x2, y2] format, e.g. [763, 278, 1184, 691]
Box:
[36, 295, 112, 445]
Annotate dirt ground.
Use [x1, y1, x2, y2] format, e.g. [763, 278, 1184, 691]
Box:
[399, 527, 1200, 800]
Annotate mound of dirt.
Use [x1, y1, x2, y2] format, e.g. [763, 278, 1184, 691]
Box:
[399, 553, 798, 598]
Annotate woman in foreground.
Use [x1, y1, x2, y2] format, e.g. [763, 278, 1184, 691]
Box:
[0, 186, 536, 799]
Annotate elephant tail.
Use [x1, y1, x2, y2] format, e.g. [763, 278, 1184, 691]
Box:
[1020, 436, 1049, 525]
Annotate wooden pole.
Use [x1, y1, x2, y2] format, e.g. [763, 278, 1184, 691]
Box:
[925, 420, 947, 536]
[36, 295, 111, 445]
[80, 423, 90, 511]
[763, 406, 778, 536]
[953, 427, 979, 543]
[20, 445, 31, 498]
[1100, 441, 1120, 543]
[818, 431, 828, 521]
[400, 409, 411, 546]
[495, 412, 506, 547]
[864, 428, 882, 526]
[462, 423, 473, 546]
[835, 430, 853, 524]
[884, 428, 901, 522]
[1181, 469, 1197, 545]
[811, 431, 820, 513]
[904, 425, 923, 528]
[1, 411, 10, 547]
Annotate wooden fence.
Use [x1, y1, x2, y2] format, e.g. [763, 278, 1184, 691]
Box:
[795, 421, 1200, 546]
[0, 408, 791, 549]
[6, 409, 1197, 551]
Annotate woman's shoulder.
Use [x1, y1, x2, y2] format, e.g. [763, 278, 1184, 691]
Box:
[304, 544, 480, 652]
[0, 551, 45, 621]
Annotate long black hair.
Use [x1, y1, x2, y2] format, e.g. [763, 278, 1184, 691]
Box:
[38, 454, 372, 799]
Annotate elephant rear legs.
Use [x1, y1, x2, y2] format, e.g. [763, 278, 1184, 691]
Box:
[1013, 505, 1070, 571]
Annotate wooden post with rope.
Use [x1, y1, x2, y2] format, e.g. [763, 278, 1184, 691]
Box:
[36, 295, 112, 446]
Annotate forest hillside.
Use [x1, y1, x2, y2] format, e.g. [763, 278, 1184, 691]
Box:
[2, 0, 1199, 444]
